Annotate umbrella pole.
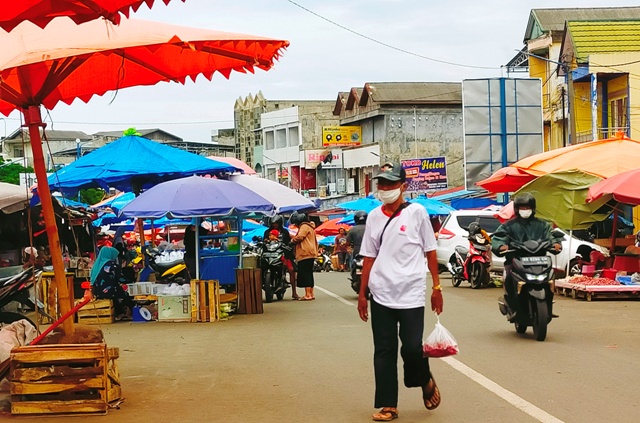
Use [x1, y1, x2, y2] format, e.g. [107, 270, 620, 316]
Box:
[610, 209, 619, 258]
[24, 106, 74, 335]
[566, 230, 573, 278]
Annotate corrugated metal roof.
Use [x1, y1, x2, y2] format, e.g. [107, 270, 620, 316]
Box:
[567, 20, 640, 62]
[532, 7, 640, 32]
[361, 82, 461, 105]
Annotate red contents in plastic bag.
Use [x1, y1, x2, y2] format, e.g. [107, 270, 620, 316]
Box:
[423, 344, 459, 358]
[423, 318, 459, 358]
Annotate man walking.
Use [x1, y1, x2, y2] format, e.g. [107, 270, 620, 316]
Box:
[357, 162, 443, 421]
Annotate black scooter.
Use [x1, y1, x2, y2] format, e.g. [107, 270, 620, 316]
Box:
[498, 239, 560, 342]
[349, 255, 364, 294]
[255, 237, 289, 303]
[0, 266, 44, 328]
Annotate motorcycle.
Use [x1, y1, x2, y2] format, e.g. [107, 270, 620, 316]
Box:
[255, 237, 289, 303]
[314, 251, 332, 272]
[497, 239, 560, 342]
[447, 234, 492, 289]
[0, 266, 46, 329]
[349, 254, 364, 294]
[143, 246, 189, 284]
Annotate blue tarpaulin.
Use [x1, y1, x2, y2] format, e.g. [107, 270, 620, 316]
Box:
[48, 135, 239, 196]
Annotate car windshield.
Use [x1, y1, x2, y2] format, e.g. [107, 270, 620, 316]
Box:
[457, 216, 501, 233]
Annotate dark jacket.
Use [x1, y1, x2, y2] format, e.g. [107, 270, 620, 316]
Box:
[491, 216, 563, 264]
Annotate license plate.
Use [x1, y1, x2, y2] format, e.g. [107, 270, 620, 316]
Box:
[521, 256, 550, 265]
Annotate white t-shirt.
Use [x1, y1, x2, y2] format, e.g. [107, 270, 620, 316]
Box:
[360, 203, 437, 309]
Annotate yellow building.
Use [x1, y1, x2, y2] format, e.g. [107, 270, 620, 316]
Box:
[508, 7, 640, 151]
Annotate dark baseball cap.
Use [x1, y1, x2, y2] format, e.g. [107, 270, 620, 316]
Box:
[373, 162, 406, 182]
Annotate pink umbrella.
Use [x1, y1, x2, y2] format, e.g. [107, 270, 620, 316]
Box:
[587, 168, 640, 205]
[207, 156, 256, 175]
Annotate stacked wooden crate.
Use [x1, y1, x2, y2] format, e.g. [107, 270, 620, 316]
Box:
[235, 268, 263, 314]
[9, 343, 120, 416]
[75, 299, 114, 325]
[190, 279, 220, 322]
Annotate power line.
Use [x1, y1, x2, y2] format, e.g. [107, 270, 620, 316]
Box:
[284, 0, 499, 70]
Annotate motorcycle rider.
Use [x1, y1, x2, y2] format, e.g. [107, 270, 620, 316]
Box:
[263, 215, 298, 300]
[491, 193, 563, 320]
[346, 211, 367, 257]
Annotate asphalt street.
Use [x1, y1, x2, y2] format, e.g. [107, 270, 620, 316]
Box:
[2, 271, 639, 422]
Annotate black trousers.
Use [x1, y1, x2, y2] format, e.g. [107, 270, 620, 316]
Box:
[370, 298, 431, 408]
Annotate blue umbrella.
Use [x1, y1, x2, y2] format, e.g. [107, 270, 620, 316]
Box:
[96, 192, 136, 213]
[119, 176, 275, 219]
[336, 195, 382, 213]
[48, 135, 239, 196]
[242, 226, 269, 243]
[409, 195, 455, 216]
[338, 214, 356, 225]
[319, 235, 336, 247]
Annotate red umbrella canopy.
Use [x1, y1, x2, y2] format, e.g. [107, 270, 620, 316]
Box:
[0, 0, 185, 32]
[587, 168, 640, 205]
[0, 17, 289, 115]
[315, 218, 352, 237]
[475, 166, 537, 193]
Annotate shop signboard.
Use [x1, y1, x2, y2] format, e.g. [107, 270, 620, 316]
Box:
[401, 157, 448, 192]
[305, 149, 343, 169]
[322, 126, 362, 147]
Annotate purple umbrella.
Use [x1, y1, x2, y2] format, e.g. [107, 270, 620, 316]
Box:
[119, 176, 274, 219]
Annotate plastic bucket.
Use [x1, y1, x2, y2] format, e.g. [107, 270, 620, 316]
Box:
[582, 264, 596, 274]
[601, 268, 617, 280]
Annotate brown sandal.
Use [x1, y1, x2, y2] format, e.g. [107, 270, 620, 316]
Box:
[372, 407, 398, 421]
[422, 377, 441, 410]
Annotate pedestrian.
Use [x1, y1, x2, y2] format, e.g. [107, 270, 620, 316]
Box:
[183, 224, 197, 280]
[263, 215, 298, 300]
[357, 162, 444, 421]
[90, 246, 134, 321]
[290, 212, 318, 301]
[334, 227, 349, 271]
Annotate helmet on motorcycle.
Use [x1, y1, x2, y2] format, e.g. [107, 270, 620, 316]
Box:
[354, 211, 368, 225]
[468, 222, 481, 236]
[269, 215, 284, 228]
[513, 192, 536, 218]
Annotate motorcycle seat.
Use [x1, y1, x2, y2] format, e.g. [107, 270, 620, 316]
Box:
[455, 245, 469, 256]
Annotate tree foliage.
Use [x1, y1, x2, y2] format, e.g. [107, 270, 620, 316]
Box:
[0, 158, 34, 185]
[79, 188, 105, 205]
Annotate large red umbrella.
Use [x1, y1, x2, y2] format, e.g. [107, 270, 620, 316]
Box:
[0, 0, 184, 31]
[0, 17, 287, 334]
[587, 168, 640, 205]
[475, 166, 537, 193]
[315, 218, 352, 236]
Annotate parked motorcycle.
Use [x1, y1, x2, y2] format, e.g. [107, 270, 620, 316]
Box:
[144, 246, 189, 284]
[497, 239, 560, 342]
[0, 266, 43, 328]
[349, 255, 364, 293]
[255, 237, 289, 303]
[447, 233, 492, 289]
[314, 251, 332, 272]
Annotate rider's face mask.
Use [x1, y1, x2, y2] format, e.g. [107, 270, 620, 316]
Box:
[518, 209, 533, 219]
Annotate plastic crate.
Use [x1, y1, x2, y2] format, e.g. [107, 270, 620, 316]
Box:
[126, 282, 154, 296]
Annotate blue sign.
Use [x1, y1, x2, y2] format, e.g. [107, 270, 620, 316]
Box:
[401, 157, 448, 192]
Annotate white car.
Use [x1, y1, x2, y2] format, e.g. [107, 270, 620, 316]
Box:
[436, 210, 608, 274]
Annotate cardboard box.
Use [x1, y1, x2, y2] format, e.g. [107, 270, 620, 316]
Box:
[157, 295, 191, 322]
[331, 254, 339, 271]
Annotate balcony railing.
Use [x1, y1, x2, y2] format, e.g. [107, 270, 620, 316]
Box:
[575, 127, 628, 144]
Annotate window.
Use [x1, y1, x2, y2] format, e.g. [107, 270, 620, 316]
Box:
[288, 126, 299, 147]
[610, 97, 628, 129]
[275, 129, 286, 149]
[456, 216, 501, 233]
[265, 131, 275, 150]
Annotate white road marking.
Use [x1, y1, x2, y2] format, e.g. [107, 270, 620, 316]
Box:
[318, 285, 566, 423]
[315, 285, 356, 307]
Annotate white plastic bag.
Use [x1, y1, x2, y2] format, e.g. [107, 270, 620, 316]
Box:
[423, 314, 459, 358]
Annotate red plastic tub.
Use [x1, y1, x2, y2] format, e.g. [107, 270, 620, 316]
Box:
[601, 268, 618, 280]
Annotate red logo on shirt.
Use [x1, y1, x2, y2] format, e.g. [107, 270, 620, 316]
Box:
[400, 225, 407, 232]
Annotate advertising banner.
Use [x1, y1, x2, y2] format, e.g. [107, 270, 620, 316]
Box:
[322, 126, 362, 147]
[305, 149, 343, 169]
[401, 157, 448, 192]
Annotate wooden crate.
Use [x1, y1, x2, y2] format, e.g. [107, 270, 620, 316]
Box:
[106, 347, 121, 404]
[190, 280, 220, 322]
[38, 272, 76, 324]
[76, 299, 114, 325]
[9, 343, 110, 416]
[235, 268, 263, 314]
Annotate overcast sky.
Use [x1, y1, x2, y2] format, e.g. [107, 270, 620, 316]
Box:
[3, 0, 639, 142]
